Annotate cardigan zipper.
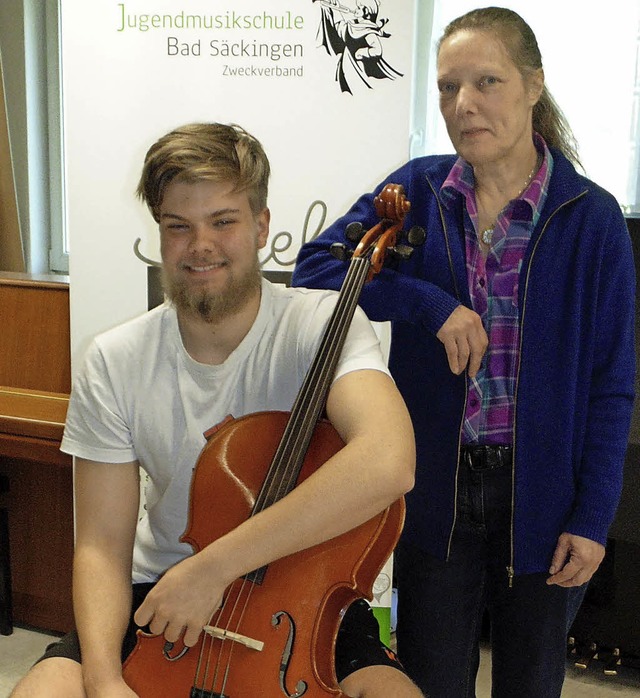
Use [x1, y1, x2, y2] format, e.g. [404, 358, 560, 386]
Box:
[423, 174, 587, 569]
[426, 175, 467, 560]
[508, 190, 588, 587]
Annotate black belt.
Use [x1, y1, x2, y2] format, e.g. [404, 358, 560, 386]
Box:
[460, 445, 513, 472]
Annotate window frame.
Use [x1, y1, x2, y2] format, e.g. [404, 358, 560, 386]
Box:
[410, 0, 640, 215]
[45, 0, 67, 274]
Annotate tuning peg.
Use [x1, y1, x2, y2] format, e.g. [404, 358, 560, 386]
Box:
[387, 245, 414, 262]
[330, 243, 352, 262]
[407, 225, 426, 246]
[345, 222, 365, 244]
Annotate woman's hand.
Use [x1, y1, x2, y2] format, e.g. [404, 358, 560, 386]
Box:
[547, 533, 605, 587]
[436, 305, 488, 378]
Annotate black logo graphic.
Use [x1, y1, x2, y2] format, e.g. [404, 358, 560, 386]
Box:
[314, 0, 403, 94]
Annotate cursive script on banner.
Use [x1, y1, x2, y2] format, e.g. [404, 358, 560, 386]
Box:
[133, 199, 328, 271]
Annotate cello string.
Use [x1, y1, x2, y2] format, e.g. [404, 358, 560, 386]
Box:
[199, 259, 368, 695]
[279, 217, 407, 494]
[192, 631, 210, 692]
[194, 631, 216, 695]
[192, 574, 247, 692]
[198, 239, 377, 693]
[200, 574, 258, 694]
[254, 216, 407, 526]
[196, 585, 249, 692]
[194, 588, 232, 694]
[259, 256, 369, 507]
[202, 578, 248, 693]
[265, 256, 369, 503]
[254, 260, 360, 506]
[218, 577, 257, 694]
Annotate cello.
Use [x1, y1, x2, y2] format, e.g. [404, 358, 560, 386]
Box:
[123, 184, 423, 697]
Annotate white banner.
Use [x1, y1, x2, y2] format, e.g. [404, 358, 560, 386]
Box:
[60, 0, 416, 358]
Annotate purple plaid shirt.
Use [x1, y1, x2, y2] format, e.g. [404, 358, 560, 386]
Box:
[441, 134, 553, 444]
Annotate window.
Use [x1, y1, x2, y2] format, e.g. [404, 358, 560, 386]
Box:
[411, 0, 640, 215]
[0, 0, 66, 275]
[45, 0, 67, 273]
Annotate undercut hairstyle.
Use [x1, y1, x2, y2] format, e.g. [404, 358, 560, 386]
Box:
[438, 6, 581, 168]
[137, 123, 271, 221]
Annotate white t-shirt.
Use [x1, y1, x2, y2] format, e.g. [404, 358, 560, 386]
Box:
[61, 279, 389, 582]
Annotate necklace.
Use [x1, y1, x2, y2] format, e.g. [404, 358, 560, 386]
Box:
[479, 160, 538, 246]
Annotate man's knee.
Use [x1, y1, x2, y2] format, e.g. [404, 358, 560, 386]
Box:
[339, 664, 424, 697]
[10, 656, 84, 698]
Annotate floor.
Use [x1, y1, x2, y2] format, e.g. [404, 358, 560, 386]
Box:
[0, 626, 60, 697]
[1, 626, 640, 697]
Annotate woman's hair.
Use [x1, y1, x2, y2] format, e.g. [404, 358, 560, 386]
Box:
[438, 6, 581, 168]
[137, 122, 270, 221]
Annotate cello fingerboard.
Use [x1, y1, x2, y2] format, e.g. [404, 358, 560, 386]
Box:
[190, 688, 227, 698]
[244, 565, 267, 585]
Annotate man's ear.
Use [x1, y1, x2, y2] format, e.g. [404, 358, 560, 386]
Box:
[256, 207, 270, 249]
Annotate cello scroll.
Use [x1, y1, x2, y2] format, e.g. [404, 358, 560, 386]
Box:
[330, 183, 425, 281]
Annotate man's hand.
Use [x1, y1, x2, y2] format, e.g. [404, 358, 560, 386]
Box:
[436, 305, 488, 378]
[547, 532, 605, 587]
[134, 555, 226, 648]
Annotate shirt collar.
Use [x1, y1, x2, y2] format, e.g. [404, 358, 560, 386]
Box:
[440, 132, 553, 219]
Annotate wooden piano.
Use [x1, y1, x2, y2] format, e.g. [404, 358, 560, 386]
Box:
[0, 271, 73, 633]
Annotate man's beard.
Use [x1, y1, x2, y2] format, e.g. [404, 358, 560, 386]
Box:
[162, 259, 262, 324]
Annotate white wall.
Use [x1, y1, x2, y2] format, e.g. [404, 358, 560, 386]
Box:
[60, 0, 418, 361]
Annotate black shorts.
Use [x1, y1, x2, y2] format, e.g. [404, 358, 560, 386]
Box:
[38, 584, 403, 682]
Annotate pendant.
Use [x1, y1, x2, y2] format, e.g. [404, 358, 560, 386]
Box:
[481, 227, 493, 245]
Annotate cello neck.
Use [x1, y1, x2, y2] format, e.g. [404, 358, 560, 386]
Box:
[247, 182, 414, 584]
[252, 254, 371, 517]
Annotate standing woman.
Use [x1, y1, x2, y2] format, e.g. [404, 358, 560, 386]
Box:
[293, 7, 635, 697]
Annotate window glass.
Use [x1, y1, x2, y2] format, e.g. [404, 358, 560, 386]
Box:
[45, 0, 67, 273]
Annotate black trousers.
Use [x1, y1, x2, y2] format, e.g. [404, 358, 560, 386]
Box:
[396, 463, 579, 697]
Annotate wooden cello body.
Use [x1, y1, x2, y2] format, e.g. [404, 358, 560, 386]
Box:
[122, 184, 420, 697]
[124, 412, 404, 697]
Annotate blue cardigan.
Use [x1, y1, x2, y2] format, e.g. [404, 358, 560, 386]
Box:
[293, 150, 636, 575]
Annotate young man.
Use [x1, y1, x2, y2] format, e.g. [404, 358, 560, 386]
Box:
[10, 123, 420, 698]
